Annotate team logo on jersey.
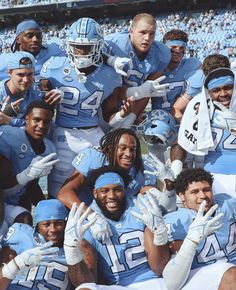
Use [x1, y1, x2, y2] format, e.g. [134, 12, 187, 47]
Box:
[63, 68, 70, 75]
[129, 51, 135, 58]
[63, 67, 73, 82]
[21, 143, 28, 152]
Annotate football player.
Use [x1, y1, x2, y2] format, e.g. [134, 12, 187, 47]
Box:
[41, 17, 169, 198]
[172, 67, 236, 197]
[0, 19, 65, 82]
[0, 199, 71, 290]
[64, 166, 169, 290]
[162, 168, 236, 290]
[151, 29, 201, 116]
[0, 51, 61, 127]
[0, 100, 58, 227]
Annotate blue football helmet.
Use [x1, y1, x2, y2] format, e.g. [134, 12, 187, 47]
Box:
[137, 109, 178, 146]
[67, 18, 104, 70]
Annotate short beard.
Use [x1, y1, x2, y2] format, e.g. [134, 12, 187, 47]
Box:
[96, 198, 126, 221]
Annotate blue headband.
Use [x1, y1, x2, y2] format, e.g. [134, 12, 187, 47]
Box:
[207, 76, 234, 90]
[165, 40, 187, 47]
[94, 172, 124, 190]
[11, 19, 41, 52]
[34, 200, 68, 224]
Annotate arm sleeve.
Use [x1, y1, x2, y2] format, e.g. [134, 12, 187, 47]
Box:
[162, 238, 197, 290]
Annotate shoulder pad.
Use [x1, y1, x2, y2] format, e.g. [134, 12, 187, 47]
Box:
[187, 69, 204, 89]
[41, 56, 67, 72]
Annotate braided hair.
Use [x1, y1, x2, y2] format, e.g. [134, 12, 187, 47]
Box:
[99, 128, 144, 172]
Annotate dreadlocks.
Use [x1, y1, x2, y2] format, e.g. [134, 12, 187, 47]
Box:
[99, 128, 144, 172]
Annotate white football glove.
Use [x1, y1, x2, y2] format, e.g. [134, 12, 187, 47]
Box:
[107, 55, 132, 76]
[16, 153, 59, 185]
[2, 241, 59, 280]
[126, 76, 170, 100]
[87, 212, 112, 241]
[213, 101, 236, 135]
[144, 152, 175, 183]
[187, 200, 223, 244]
[64, 202, 95, 265]
[131, 192, 168, 245]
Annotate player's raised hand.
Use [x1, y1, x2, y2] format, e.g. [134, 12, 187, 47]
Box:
[126, 76, 170, 100]
[187, 200, 223, 244]
[64, 202, 96, 265]
[144, 152, 175, 182]
[87, 211, 112, 241]
[16, 152, 59, 185]
[2, 241, 59, 280]
[131, 192, 168, 245]
[107, 55, 132, 76]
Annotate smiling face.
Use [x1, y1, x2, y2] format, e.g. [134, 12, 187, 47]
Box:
[169, 45, 185, 64]
[115, 134, 137, 170]
[94, 183, 126, 221]
[179, 180, 213, 213]
[25, 107, 53, 140]
[37, 219, 65, 247]
[17, 29, 42, 56]
[208, 84, 234, 108]
[8, 68, 34, 95]
[130, 18, 156, 58]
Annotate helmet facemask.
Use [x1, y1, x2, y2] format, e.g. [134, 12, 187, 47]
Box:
[67, 39, 104, 70]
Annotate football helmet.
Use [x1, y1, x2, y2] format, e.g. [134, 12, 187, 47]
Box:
[67, 18, 104, 70]
[136, 109, 178, 146]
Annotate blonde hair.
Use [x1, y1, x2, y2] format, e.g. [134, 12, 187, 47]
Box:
[131, 13, 156, 28]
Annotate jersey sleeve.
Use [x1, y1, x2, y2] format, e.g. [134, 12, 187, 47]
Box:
[0, 126, 11, 158]
[184, 69, 204, 97]
[72, 148, 104, 177]
[1, 223, 35, 254]
[164, 209, 194, 242]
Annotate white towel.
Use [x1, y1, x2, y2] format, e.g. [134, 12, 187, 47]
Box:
[178, 71, 236, 156]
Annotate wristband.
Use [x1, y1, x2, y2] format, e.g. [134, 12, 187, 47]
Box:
[2, 259, 20, 280]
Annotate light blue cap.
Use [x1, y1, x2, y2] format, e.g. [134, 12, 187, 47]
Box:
[7, 51, 35, 70]
[34, 199, 68, 224]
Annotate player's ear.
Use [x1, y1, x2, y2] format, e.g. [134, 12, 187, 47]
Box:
[178, 192, 185, 203]
[93, 189, 97, 198]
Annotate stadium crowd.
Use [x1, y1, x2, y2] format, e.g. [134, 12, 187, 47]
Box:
[0, 8, 236, 290]
[0, 9, 236, 62]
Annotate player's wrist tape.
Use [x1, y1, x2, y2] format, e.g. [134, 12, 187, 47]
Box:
[64, 241, 83, 265]
[153, 225, 168, 246]
[109, 112, 123, 128]
[107, 55, 116, 67]
[2, 259, 20, 280]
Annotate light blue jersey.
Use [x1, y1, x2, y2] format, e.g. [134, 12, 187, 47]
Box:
[0, 80, 43, 127]
[72, 147, 156, 200]
[164, 194, 236, 269]
[0, 125, 56, 205]
[204, 118, 236, 174]
[151, 57, 201, 111]
[104, 32, 171, 87]
[0, 44, 65, 82]
[84, 198, 160, 286]
[40, 56, 122, 128]
[184, 68, 204, 97]
[2, 223, 70, 290]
